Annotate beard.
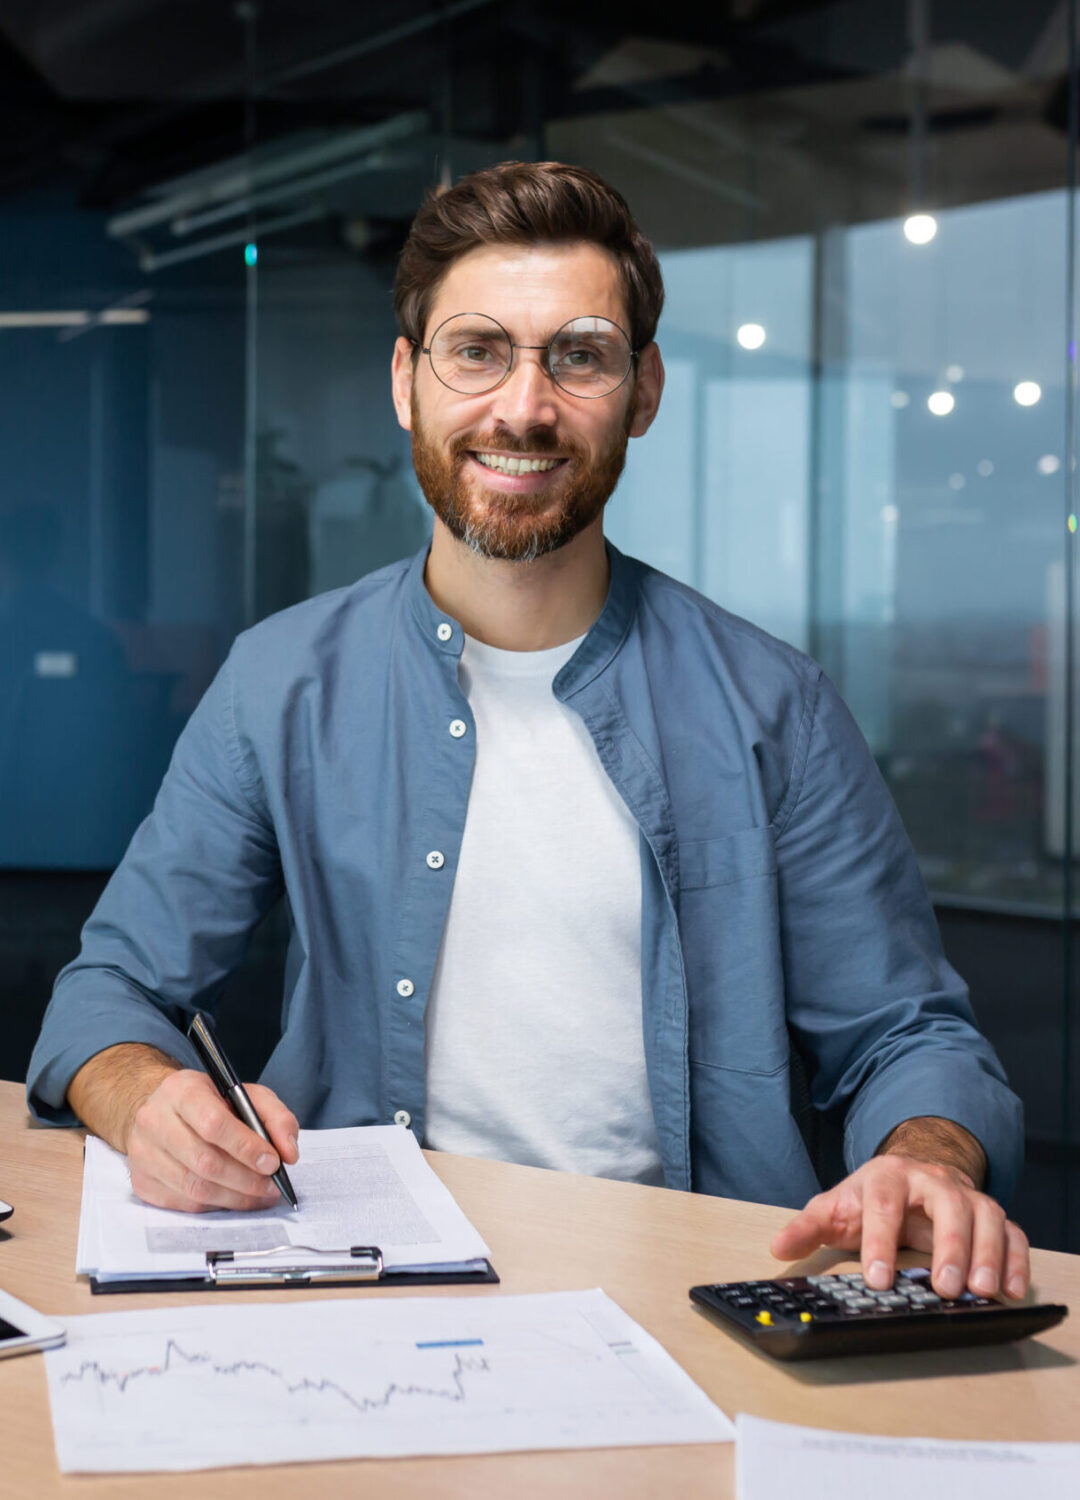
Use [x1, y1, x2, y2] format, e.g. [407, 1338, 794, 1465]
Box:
[410, 391, 633, 563]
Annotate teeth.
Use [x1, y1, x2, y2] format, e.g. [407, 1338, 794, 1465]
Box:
[475, 452, 561, 475]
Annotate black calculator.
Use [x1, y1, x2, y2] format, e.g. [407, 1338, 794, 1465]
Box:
[689, 1267, 1068, 1361]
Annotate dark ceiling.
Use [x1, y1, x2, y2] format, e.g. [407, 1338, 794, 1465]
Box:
[0, 1, 1071, 251]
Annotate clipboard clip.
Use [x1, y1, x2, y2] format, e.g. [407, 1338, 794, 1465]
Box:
[205, 1244, 385, 1286]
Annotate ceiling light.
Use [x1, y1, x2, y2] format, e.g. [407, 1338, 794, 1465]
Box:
[977, 459, 994, 477]
[927, 390, 955, 416]
[1014, 381, 1042, 407]
[890, 390, 910, 409]
[1038, 454, 1061, 475]
[945, 364, 965, 383]
[903, 214, 938, 245]
[736, 323, 766, 350]
[948, 473, 966, 490]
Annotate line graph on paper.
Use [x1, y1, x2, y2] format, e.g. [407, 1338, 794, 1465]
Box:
[43, 1290, 734, 1472]
[61, 1336, 491, 1415]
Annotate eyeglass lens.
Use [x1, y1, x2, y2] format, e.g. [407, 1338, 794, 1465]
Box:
[427, 314, 632, 397]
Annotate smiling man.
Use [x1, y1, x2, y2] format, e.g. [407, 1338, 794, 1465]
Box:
[28, 162, 1027, 1304]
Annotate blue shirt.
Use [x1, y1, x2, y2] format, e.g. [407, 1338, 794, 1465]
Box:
[27, 544, 1023, 1207]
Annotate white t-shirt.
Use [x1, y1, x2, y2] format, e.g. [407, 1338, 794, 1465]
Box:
[423, 632, 664, 1185]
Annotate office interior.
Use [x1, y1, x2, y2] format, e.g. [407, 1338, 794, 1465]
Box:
[1, 0, 1078, 1250]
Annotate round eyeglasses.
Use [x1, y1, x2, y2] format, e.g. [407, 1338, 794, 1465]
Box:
[416, 313, 638, 398]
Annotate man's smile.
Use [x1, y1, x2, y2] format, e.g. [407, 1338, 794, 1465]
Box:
[463, 450, 570, 493]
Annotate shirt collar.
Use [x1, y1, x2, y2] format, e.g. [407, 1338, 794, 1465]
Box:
[405, 538, 639, 687]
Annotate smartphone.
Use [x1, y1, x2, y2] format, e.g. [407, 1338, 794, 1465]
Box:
[0, 1289, 65, 1359]
[0, 1201, 12, 1222]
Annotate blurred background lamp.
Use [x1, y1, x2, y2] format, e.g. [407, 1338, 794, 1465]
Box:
[977, 459, 994, 477]
[1014, 380, 1041, 406]
[927, 390, 955, 416]
[890, 390, 910, 409]
[244, 242, 258, 267]
[736, 322, 766, 350]
[1038, 454, 1062, 475]
[945, 364, 965, 383]
[903, 213, 938, 245]
[948, 473, 966, 490]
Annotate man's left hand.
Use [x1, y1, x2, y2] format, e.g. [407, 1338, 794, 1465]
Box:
[770, 1153, 1030, 1301]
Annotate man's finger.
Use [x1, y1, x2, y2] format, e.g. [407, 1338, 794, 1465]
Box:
[1002, 1219, 1031, 1300]
[856, 1162, 907, 1289]
[130, 1132, 281, 1213]
[174, 1081, 282, 1179]
[770, 1189, 860, 1261]
[246, 1084, 300, 1164]
[966, 1194, 1009, 1297]
[132, 1094, 280, 1204]
[922, 1176, 975, 1298]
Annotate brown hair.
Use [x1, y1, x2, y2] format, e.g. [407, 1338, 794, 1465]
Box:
[393, 161, 665, 351]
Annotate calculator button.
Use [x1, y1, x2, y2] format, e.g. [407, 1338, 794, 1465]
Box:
[848, 1297, 877, 1310]
[729, 1296, 758, 1309]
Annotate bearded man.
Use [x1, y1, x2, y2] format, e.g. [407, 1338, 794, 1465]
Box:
[28, 162, 1028, 1304]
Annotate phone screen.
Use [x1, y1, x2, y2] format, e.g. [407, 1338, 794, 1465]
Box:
[0, 1317, 27, 1342]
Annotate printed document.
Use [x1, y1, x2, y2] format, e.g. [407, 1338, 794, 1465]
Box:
[45, 1288, 734, 1471]
[736, 1414, 1080, 1500]
[77, 1126, 490, 1282]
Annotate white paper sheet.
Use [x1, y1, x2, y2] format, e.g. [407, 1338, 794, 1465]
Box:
[736, 1414, 1080, 1500]
[78, 1127, 490, 1280]
[44, 1288, 734, 1472]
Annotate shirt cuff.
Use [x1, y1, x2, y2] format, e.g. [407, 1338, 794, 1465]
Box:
[26, 996, 202, 1126]
[842, 1051, 1024, 1208]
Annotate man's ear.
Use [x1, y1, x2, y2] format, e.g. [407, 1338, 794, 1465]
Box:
[391, 337, 416, 432]
[628, 343, 664, 439]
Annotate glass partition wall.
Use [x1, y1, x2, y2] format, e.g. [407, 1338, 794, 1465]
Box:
[1, 1, 1077, 1247]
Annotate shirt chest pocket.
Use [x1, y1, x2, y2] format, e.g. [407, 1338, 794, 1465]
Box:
[677, 826, 790, 1075]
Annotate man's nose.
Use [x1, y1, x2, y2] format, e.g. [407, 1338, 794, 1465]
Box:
[489, 348, 560, 432]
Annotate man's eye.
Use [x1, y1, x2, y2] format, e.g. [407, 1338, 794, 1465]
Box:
[558, 346, 600, 367]
[459, 345, 495, 363]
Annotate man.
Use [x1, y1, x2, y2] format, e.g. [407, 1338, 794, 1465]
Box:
[28, 162, 1028, 1304]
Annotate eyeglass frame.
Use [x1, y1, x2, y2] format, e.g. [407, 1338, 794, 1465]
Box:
[410, 311, 641, 399]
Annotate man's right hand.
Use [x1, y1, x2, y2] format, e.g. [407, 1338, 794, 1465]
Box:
[66, 1043, 300, 1214]
[126, 1069, 300, 1213]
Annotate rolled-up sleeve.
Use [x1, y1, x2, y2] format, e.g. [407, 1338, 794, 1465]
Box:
[27, 651, 283, 1124]
[775, 670, 1024, 1205]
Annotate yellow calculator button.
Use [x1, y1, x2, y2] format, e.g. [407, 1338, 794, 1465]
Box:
[755, 1310, 773, 1325]
[800, 1312, 813, 1323]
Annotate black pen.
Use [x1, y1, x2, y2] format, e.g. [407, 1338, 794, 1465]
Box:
[186, 1012, 299, 1211]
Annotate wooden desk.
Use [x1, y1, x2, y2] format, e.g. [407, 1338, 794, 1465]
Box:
[1, 1078, 1077, 1497]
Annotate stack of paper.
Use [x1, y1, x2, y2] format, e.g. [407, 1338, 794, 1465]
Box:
[77, 1126, 491, 1286]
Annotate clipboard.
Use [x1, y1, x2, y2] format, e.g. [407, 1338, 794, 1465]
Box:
[88, 1242, 500, 1295]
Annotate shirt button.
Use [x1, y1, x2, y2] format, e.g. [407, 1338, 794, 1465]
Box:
[393, 1109, 412, 1128]
[426, 851, 445, 869]
[436, 622, 453, 642]
[396, 978, 415, 998]
[449, 719, 467, 738]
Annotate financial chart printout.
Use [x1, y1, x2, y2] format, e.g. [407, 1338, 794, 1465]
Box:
[44, 1289, 734, 1472]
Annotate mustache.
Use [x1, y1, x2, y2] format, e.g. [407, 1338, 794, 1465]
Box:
[449, 429, 579, 460]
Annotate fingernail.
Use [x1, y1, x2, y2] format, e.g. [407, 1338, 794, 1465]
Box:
[972, 1267, 997, 1296]
[287, 1135, 298, 1157]
[255, 1153, 275, 1173]
[1007, 1275, 1027, 1299]
[939, 1264, 963, 1297]
[867, 1260, 892, 1290]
